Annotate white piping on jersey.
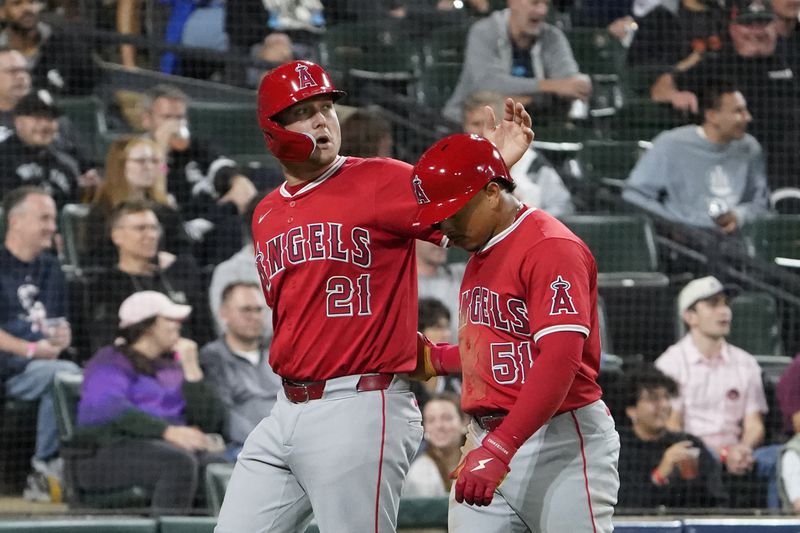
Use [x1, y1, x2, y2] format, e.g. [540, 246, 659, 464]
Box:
[533, 324, 590, 343]
[476, 206, 536, 254]
[279, 156, 346, 198]
[440, 235, 450, 248]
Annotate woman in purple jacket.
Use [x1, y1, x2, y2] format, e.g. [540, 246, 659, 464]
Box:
[75, 291, 227, 515]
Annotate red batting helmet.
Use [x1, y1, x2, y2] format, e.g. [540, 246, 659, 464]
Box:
[257, 60, 346, 162]
[410, 134, 513, 227]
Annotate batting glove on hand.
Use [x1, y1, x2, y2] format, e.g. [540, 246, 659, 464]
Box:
[408, 332, 438, 381]
[450, 432, 516, 506]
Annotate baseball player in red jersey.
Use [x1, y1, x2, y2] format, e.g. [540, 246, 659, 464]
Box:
[410, 134, 620, 532]
[214, 62, 533, 533]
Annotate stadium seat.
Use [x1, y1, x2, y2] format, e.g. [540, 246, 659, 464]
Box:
[742, 215, 800, 265]
[52, 372, 151, 509]
[188, 102, 265, 155]
[422, 24, 470, 66]
[204, 463, 234, 517]
[574, 140, 650, 189]
[560, 214, 668, 285]
[56, 96, 108, 162]
[0, 398, 37, 494]
[416, 62, 462, 112]
[320, 21, 421, 83]
[566, 28, 627, 76]
[607, 99, 690, 142]
[159, 517, 216, 533]
[729, 292, 785, 357]
[59, 203, 91, 273]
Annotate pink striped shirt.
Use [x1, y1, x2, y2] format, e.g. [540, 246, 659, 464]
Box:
[655, 334, 767, 451]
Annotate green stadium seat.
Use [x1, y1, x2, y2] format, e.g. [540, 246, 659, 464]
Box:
[607, 99, 690, 142]
[56, 96, 108, 162]
[576, 140, 650, 188]
[52, 372, 151, 510]
[566, 28, 627, 76]
[416, 62, 462, 112]
[742, 214, 800, 265]
[422, 24, 470, 66]
[729, 292, 785, 356]
[204, 462, 234, 517]
[560, 214, 669, 288]
[320, 21, 421, 82]
[59, 203, 90, 273]
[397, 497, 449, 528]
[188, 102, 265, 155]
[0, 518, 157, 532]
[159, 517, 217, 533]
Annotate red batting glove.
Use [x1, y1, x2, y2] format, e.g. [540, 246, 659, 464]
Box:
[450, 432, 517, 506]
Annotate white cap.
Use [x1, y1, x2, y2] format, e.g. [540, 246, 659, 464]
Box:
[678, 276, 733, 314]
[118, 291, 192, 328]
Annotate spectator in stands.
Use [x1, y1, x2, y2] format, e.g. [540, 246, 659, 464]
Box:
[208, 196, 272, 337]
[463, 91, 574, 217]
[0, 0, 100, 95]
[623, 80, 770, 234]
[0, 46, 29, 135]
[140, 84, 257, 265]
[0, 46, 95, 168]
[777, 353, 800, 437]
[246, 32, 294, 89]
[84, 136, 192, 268]
[774, 0, 800, 71]
[668, 0, 800, 190]
[87, 201, 211, 354]
[417, 240, 464, 341]
[656, 276, 778, 507]
[0, 186, 81, 502]
[618, 364, 727, 508]
[442, 0, 592, 123]
[403, 391, 468, 497]
[777, 354, 800, 512]
[629, 0, 727, 112]
[0, 90, 95, 208]
[340, 107, 394, 158]
[199, 282, 280, 455]
[75, 291, 227, 515]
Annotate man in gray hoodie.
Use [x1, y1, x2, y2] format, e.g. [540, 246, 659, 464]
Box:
[623, 80, 770, 233]
[442, 0, 592, 123]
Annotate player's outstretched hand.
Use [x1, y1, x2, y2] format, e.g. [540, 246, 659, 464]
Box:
[481, 98, 534, 170]
[450, 432, 517, 506]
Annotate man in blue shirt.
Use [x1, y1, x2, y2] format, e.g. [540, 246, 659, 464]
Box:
[0, 186, 80, 502]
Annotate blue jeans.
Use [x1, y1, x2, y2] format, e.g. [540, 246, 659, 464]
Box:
[5, 359, 81, 461]
[755, 444, 782, 509]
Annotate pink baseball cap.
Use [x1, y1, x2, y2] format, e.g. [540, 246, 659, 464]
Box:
[118, 291, 192, 328]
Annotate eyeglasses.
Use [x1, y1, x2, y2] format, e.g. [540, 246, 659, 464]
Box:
[116, 223, 162, 233]
[127, 157, 162, 166]
[234, 305, 266, 314]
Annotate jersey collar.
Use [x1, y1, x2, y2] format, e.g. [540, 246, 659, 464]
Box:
[279, 156, 346, 198]
[476, 205, 535, 254]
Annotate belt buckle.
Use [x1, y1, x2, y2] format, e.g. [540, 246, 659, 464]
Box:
[296, 384, 311, 404]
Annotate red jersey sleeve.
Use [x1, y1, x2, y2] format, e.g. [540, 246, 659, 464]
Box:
[521, 237, 595, 344]
[368, 157, 443, 244]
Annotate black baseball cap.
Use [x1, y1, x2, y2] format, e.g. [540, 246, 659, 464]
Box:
[729, 0, 776, 24]
[14, 90, 61, 119]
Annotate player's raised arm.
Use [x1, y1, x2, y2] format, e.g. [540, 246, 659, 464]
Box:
[480, 98, 534, 169]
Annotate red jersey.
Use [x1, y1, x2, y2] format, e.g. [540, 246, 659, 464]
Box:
[458, 207, 602, 416]
[252, 156, 441, 381]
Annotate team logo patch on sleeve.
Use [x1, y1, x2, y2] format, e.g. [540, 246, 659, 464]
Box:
[412, 175, 431, 205]
[549, 276, 577, 315]
[296, 64, 318, 89]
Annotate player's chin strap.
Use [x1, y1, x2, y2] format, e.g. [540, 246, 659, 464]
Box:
[262, 118, 317, 162]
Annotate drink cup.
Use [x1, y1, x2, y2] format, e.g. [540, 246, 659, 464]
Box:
[678, 447, 701, 480]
